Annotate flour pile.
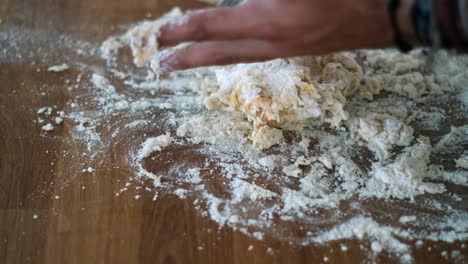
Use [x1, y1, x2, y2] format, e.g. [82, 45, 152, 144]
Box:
[23, 8, 468, 263]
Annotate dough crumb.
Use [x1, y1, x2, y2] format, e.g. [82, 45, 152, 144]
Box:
[55, 117, 63, 125]
[371, 241, 383, 252]
[42, 123, 54, 131]
[48, 63, 69, 72]
[37, 107, 52, 115]
[399, 215, 417, 224]
[138, 133, 173, 160]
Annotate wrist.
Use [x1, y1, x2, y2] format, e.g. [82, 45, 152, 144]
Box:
[397, 0, 418, 45]
[359, 0, 394, 49]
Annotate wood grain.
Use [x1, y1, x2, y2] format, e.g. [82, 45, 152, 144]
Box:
[0, 1, 464, 263]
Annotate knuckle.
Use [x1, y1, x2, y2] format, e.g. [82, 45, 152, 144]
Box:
[191, 22, 208, 41]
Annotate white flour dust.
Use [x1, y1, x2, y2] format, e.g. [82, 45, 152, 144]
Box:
[105, 11, 467, 262]
[4, 7, 466, 263]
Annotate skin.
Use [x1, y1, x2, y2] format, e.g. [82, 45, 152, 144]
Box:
[158, 0, 416, 72]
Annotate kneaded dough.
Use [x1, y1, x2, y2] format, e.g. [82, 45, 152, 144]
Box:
[198, 54, 362, 148]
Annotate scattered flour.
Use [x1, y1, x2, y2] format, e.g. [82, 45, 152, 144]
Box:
[364, 138, 445, 200]
[37, 107, 52, 115]
[433, 125, 468, 154]
[137, 133, 173, 160]
[118, 10, 467, 261]
[312, 215, 411, 259]
[456, 154, 468, 169]
[230, 178, 277, 204]
[135, 133, 173, 184]
[21, 8, 467, 263]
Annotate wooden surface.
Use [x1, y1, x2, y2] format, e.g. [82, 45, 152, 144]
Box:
[0, 1, 465, 263]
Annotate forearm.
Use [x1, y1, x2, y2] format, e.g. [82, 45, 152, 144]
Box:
[397, 0, 419, 45]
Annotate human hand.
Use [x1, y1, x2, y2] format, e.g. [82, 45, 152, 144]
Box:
[157, 0, 406, 72]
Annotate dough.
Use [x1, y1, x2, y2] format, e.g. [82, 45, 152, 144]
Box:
[198, 54, 362, 148]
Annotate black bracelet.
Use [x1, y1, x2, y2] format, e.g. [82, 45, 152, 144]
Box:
[412, 0, 433, 46]
[388, 0, 413, 52]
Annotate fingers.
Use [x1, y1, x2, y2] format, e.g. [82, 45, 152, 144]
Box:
[158, 39, 281, 71]
[159, 4, 268, 47]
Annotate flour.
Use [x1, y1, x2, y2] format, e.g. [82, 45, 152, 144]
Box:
[135, 133, 174, 183]
[257, 155, 279, 171]
[37, 107, 52, 115]
[364, 138, 445, 200]
[42, 123, 54, 131]
[357, 50, 443, 99]
[456, 154, 468, 169]
[346, 108, 414, 161]
[186, 168, 203, 184]
[137, 133, 173, 160]
[282, 163, 302, 178]
[21, 8, 468, 263]
[428, 165, 468, 186]
[230, 178, 277, 204]
[100, 36, 125, 62]
[312, 215, 411, 260]
[408, 107, 446, 131]
[433, 125, 468, 154]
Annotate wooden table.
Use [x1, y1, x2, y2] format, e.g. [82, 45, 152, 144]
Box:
[0, 1, 465, 263]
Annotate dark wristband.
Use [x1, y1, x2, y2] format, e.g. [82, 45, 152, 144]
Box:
[412, 0, 433, 46]
[388, 0, 413, 52]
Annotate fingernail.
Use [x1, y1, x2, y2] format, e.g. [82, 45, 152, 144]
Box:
[159, 60, 174, 74]
[150, 50, 175, 74]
